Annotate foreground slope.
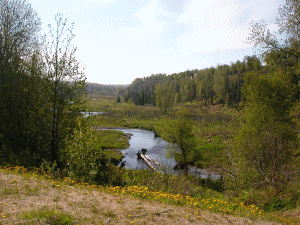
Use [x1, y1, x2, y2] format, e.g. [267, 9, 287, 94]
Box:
[0, 171, 286, 224]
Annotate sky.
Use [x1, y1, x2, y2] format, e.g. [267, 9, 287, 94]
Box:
[30, 0, 285, 84]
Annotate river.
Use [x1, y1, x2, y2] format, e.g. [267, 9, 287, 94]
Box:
[106, 128, 221, 179]
[83, 111, 221, 179]
[81, 111, 106, 117]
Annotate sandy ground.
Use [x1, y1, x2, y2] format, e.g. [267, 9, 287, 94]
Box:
[0, 172, 283, 224]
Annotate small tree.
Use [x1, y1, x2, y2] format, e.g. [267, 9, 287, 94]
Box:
[65, 118, 126, 185]
[161, 109, 199, 175]
[44, 14, 86, 164]
[65, 118, 104, 182]
[154, 82, 174, 114]
[116, 95, 121, 103]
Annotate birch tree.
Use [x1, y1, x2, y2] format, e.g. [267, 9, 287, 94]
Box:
[44, 14, 86, 164]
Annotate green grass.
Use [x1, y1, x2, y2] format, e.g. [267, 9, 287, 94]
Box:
[21, 207, 74, 225]
[88, 129, 129, 161]
[94, 130, 129, 150]
[103, 149, 124, 161]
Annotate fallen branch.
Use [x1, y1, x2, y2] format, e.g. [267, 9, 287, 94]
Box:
[144, 155, 162, 166]
[104, 218, 110, 224]
[132, 208, 173, 218]
[138, 152, 160, 173]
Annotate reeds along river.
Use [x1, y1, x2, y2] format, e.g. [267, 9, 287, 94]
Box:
[106, 128, 221, 179]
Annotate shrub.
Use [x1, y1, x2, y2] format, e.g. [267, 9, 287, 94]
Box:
[64, 118, 105, 182]
[64, 118, 126, 185]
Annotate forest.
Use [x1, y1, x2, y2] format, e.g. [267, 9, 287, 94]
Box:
[123, 55, 261, 109]
[1, 0, 300, 223]
[85, 83, 128, 96]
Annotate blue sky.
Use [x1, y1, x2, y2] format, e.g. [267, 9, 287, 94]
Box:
[30, 0, 285, 84]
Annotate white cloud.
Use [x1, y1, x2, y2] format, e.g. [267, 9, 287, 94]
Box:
[120, 0, 166, 46]
[31, 0, 119, 3]
[72, 0, 119, 4]
[244, 0, 284, 23]
[176, 0, 250, 54]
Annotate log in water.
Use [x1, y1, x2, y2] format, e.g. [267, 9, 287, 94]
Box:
[144, 154, 162, 166]
[137, 151, 161, 173]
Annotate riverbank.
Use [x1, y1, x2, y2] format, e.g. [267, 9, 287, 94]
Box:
[93, 129, 130, 162]
[1, 167, 296, 224]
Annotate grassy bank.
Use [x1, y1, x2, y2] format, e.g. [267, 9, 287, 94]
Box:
[95, 129, 129, 161]
[1, 166, 298, 224]
[82, 119, 130, 162]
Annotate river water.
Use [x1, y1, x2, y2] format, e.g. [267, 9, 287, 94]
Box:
[107, 128, 221, 179]
[110, 129, 176, 171]
[81, 111, 106, 117]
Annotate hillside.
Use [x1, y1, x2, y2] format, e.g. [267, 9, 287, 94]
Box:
[86, 83, 128, 96]
[0, 168, 293, 225]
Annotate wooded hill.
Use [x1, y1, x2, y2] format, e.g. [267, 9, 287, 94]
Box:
[123, 55, 262, 107]
[85, 83, 128, 96]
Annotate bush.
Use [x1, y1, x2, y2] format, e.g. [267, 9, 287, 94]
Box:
[64, 118, 105, 182]
[64, 118, 126, 186]
[95, 155, 126, 186]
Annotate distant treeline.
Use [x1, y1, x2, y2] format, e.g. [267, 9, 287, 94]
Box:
[85, 83, 128, 96]
[123, 55, 262, 107]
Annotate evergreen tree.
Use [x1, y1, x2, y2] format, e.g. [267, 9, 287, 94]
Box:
[116, 95, 121, 103]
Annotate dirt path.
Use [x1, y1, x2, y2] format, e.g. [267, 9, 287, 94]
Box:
[0, 172, 282, 224]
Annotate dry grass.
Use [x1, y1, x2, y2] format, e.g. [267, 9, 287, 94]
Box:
[0, 171, 285, 224]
